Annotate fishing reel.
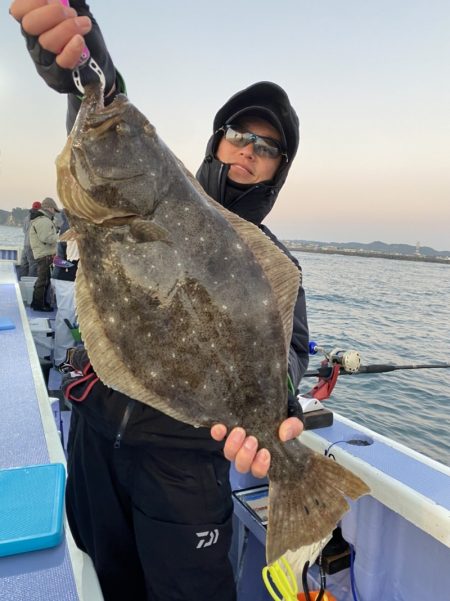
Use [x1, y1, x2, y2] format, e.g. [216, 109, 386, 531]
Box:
[298, 343, 361, 430]
[328, 348, 361, 373]
[309, 342, 361, 374]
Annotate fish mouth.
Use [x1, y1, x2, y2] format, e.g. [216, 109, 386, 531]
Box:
[73, 88, 147, 182]
[71, 82, 108, 137]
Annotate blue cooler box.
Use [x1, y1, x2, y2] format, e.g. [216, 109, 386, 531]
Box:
[0, 463, 65, 557]
[0, 317, 15, 331]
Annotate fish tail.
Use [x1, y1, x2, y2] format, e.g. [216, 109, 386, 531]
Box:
[266, 438, 369, 564]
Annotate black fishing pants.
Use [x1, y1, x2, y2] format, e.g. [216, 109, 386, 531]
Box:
[66, 410, 236, 601]
[20, 245, 38, 278]
[31, 255, 53, 308]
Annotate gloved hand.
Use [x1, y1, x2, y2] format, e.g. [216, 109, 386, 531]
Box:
[61, 346, 99, 403]
[62, 346, 90, 372]
[12, 0, 117, 96]
[287, 390, 304, 422]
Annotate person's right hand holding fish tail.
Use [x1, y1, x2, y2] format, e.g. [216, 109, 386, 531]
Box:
[211, 414, 303, 479]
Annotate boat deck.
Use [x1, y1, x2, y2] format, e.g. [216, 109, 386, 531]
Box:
[0, 263, 102, 601]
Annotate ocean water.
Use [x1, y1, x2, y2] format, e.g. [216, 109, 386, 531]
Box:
[1, 226, 448, 466]
[295, 251, 450, 467]
[0, 224, 24, 246]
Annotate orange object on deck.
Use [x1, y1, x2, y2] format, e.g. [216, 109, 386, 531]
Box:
[297, 592, 337, 601]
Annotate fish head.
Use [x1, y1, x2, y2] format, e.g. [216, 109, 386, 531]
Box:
[57, 82, 169, 224]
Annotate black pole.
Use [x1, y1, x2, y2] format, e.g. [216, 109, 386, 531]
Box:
[357, 363, 450, 374]
[303, 363, 450, 378]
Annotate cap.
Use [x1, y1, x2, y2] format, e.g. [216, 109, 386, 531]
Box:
[41, 197, 60, 212]
[213, 81, 300, 162]
[31, 201, 41, 210]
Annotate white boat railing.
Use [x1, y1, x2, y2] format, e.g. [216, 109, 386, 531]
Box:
[302, 413, 450, 547]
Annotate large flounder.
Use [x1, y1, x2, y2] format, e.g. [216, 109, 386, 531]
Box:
[56, 83, 369, 564]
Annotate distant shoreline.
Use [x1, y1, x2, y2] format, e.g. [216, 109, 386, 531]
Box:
[285, 245, 450, 265]
[1, 223, 448, 266]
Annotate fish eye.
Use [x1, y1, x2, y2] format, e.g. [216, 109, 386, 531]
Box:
[115, 123, 131, 135]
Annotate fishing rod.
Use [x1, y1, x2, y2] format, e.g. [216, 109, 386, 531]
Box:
[299, 342, 450, 426]
[304, 342, 450, 378]
[303, 362, 450, 378]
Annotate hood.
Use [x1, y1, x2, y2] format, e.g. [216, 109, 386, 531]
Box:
[196, 81, 299, 225]
[29, 208, 42, 221]
[37, 209, 55, 220]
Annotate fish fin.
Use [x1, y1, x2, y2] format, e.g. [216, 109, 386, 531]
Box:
[266, 440, 370, 565]
[59, 228, 79, 242]
[74, 264, 201, 425]
[129, 218, 171, 243]
[56, 143, 136, 225]
[208, 197, 300, 352]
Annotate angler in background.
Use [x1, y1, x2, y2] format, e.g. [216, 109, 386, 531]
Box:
[10, 2, 308, 600]
[51, 209, 79, 371]
[28, 196, 60, 312]
[20, 200, 41, 278]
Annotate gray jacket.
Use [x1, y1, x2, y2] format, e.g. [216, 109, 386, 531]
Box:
[29, 211, 58, 259]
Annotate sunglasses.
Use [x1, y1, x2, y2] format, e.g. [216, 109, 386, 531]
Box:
[219, 125, 288, 161]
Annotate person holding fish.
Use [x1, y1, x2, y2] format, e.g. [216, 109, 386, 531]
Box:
[10, 2, 312, 600]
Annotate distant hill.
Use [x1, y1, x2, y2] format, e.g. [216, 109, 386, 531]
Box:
[0, 208, 29, 227]
[286, 239, 450, 258]
[1, 207, 449, 259]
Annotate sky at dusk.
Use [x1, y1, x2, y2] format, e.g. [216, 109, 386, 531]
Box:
[2, 1, 449, 250]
